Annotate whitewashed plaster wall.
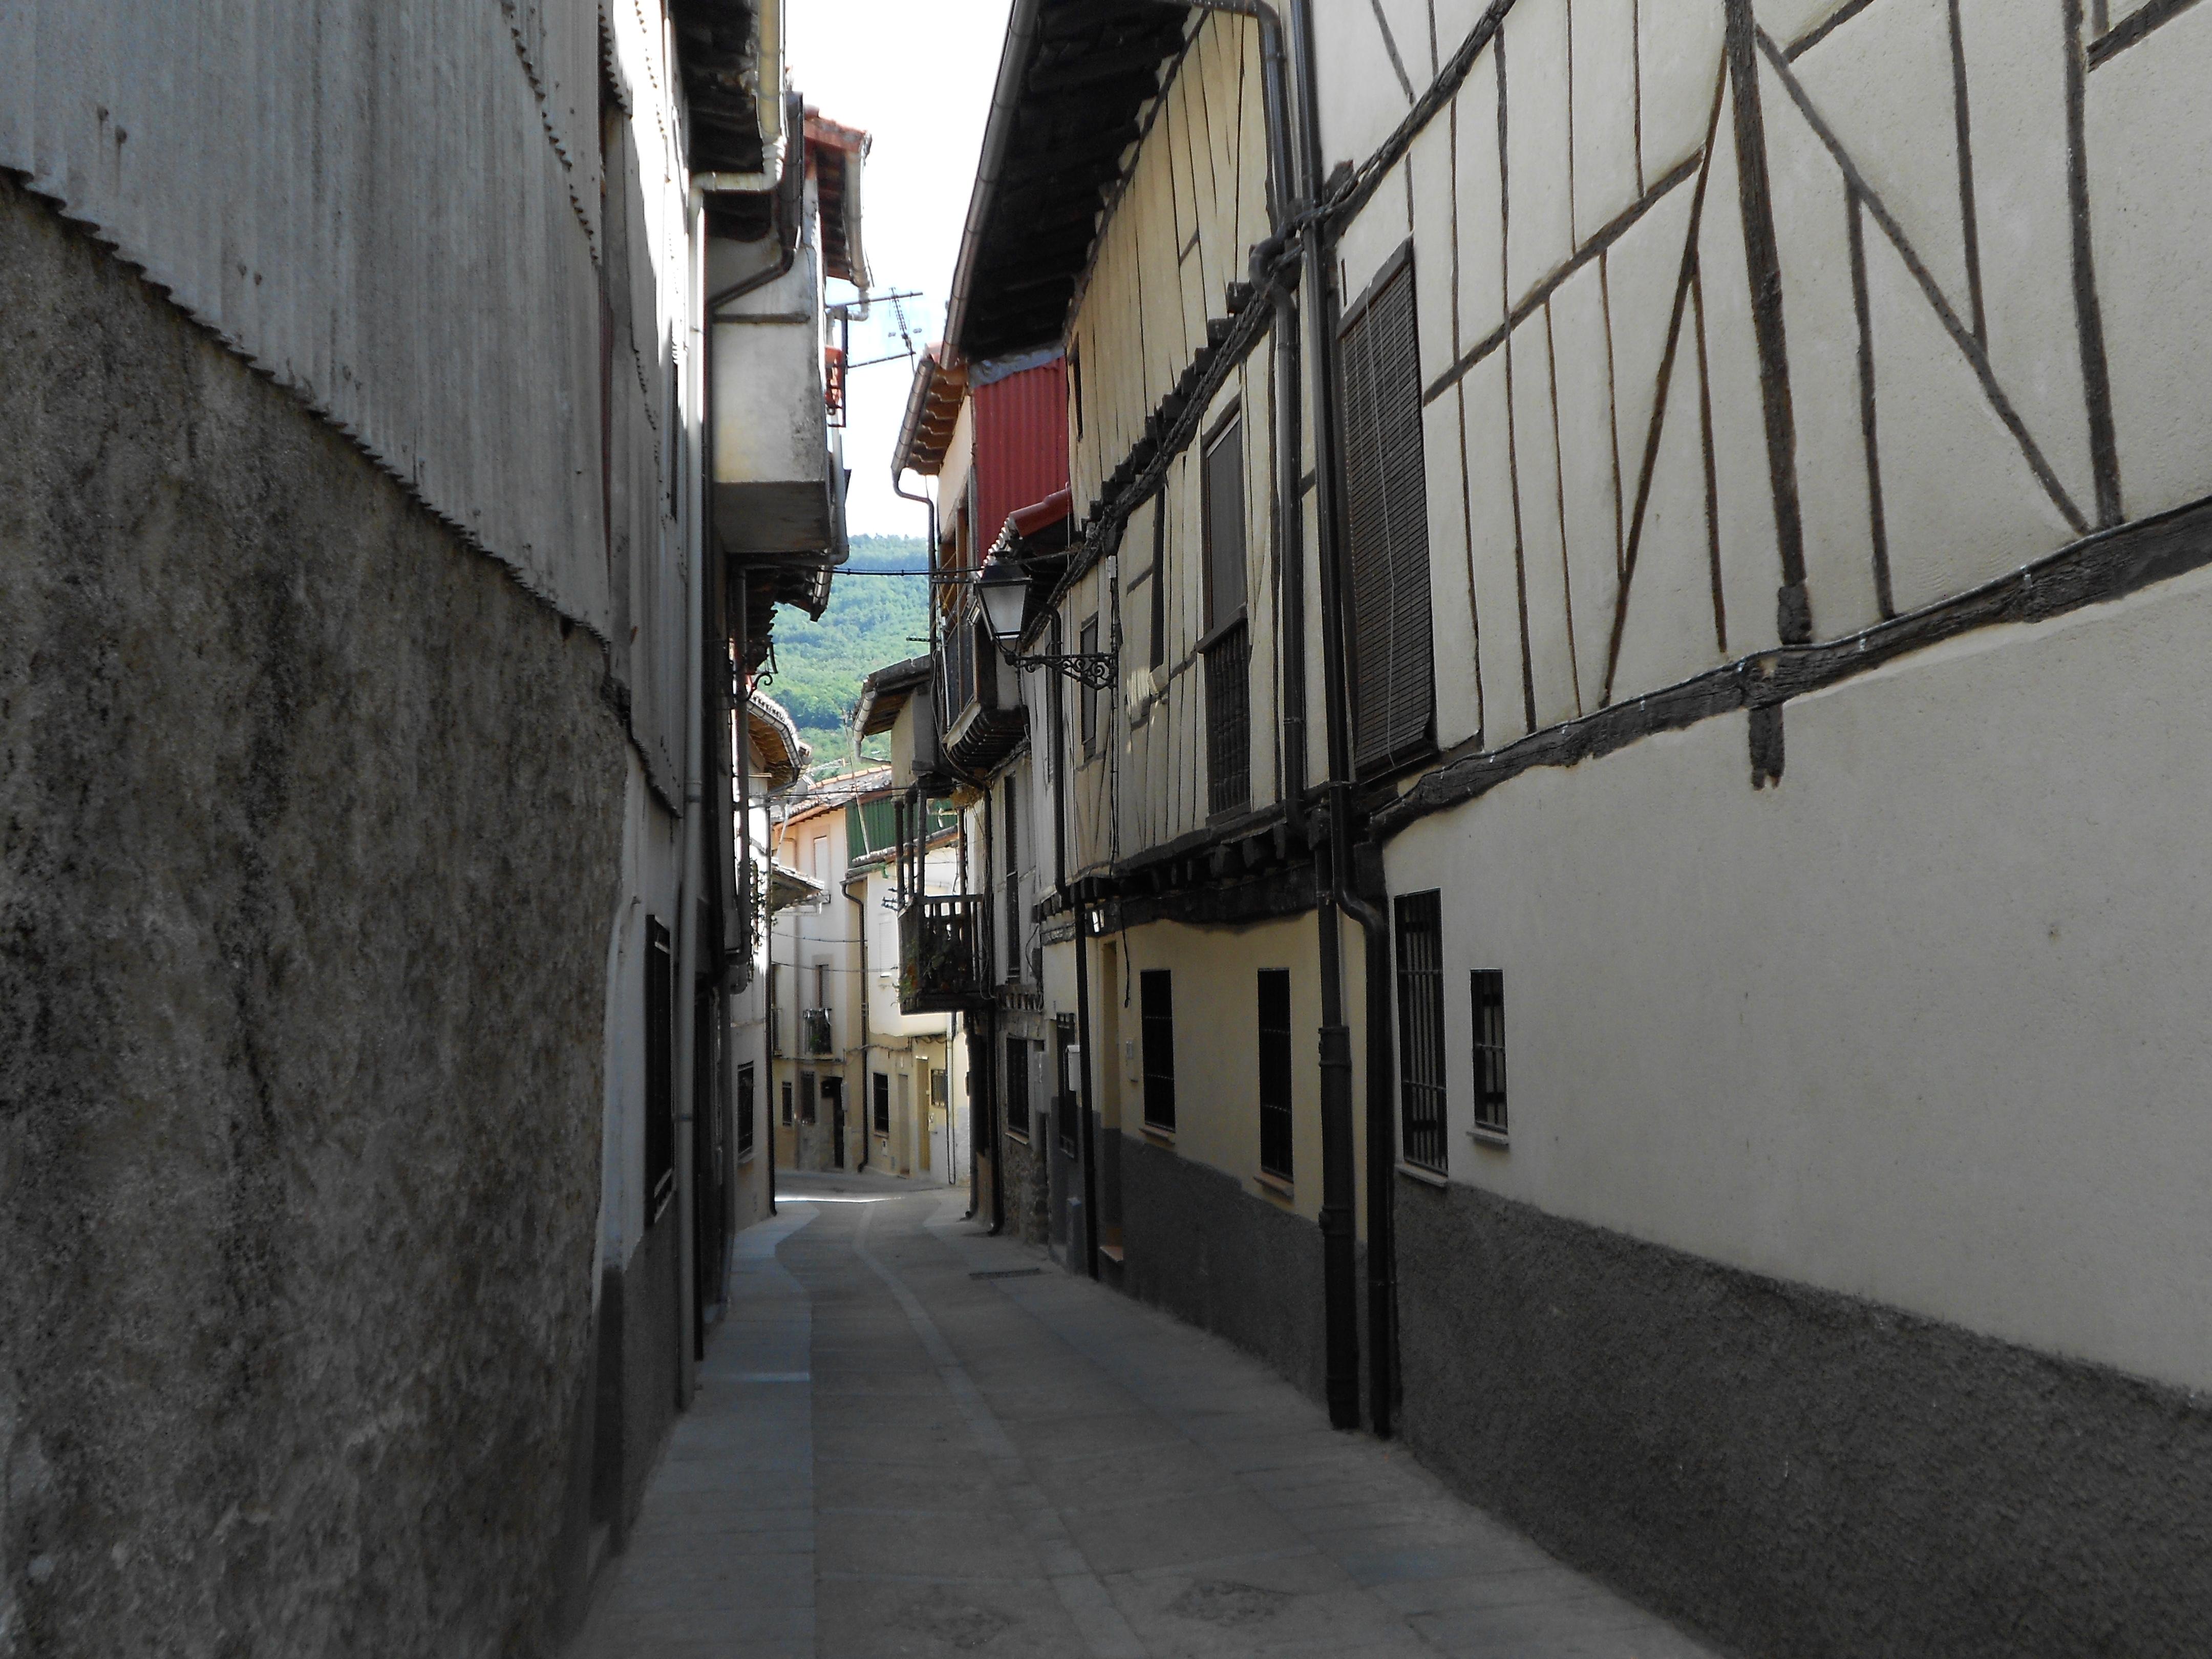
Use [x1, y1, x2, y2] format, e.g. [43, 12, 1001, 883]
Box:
[1328, 0, 2210, 757]
[1384, 562, 2212, 1393]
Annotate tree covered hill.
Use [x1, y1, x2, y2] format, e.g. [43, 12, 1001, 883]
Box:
[764, 533, 929, 766]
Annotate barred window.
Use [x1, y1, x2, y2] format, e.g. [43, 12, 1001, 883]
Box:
[1141, 970, 1176, 1132]
[645, 917, 676, 1222]
[738, 1063, 756, 1157]
[1005, 1034, 1031, 1138]
[1257, 969, 1293, 1180]
[1471, 970, 1507, 1136]
[1394, 892, 1447, 1172]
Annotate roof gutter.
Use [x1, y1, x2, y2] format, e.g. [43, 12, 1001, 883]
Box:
[942, 0, 1045, 358]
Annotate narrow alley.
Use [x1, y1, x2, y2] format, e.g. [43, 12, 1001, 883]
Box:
[575, 1173, 1713, 1659]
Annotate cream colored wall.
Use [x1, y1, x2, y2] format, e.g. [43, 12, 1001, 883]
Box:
[1100, 916, 1368, 1235]
[1331, 0, 2212, 767]
[1385, 564, 2212, 1394]
[1067, 14, 1269, 520]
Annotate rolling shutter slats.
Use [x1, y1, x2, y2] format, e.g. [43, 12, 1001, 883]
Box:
[1339, 262, 1435, 775]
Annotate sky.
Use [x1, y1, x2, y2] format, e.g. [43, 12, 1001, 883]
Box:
[788, 1, 1016, 540]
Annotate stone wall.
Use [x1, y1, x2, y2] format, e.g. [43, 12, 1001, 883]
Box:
[0, 175, 626, 1657]
[1394, 1177, 2212, 1659]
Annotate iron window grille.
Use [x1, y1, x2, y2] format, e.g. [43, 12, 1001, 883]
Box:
[1471, 970, 1507, 1135]
[873, 1072, 890, 1135]
[1258, 969, 1293, 1180]
[1141, 969, 1177, 1132]
[781, 1079, 793, 1127]
[738, 1064, 756, 1158]
[1005, 1034, 1032, 1138]
[801, 1006, 833, 1056]
[799, 1069, 818, 1125]
[645, 917, 676, 1223]
[1394, 891, 1448, 1173]
[1204, 620, 1251, 816]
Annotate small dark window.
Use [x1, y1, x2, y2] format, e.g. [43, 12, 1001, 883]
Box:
[1141, 970, 1177, 1132]
[799, 1069, 818, 1124]
[781, 1079, 793, 1126]
[1201, 416, 1251, 816]
[1005, 1035, 1031, 1138]
[1471, 970, 1507, 1135]
[1148, 496, 1167, 671]
[1395, 891, 1447, 1173]
[1003, 777, 1022, 981]
[1056, 1012, 1080, 1159]
[738, 1063, 756, 1157]
[1258, 969, 1293, 1180]
[1079, 616, 1101, 754]
[1202, 415, 1247, 630]
[1071, 344, 1084, 439]
[645, 918, 676, 1223]
[873, 1071, 890, 1134]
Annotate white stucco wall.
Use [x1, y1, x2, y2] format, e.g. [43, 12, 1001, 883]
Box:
[1384, 564, 2212, 1393]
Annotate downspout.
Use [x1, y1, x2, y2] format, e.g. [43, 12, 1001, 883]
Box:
[1175, 0, 1303, 808]
[1176, 0, 1359, 1431]
[1074, 889, 1100, 1279]
[1341, 883, 1396, 1437]
[1287, 0, 1364, 1433]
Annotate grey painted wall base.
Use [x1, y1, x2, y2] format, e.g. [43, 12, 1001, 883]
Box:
[590, 1218, 683, 1556]
[1394, 1177, 2212, 1659]
[1119, 1134, 1344, 1408]
[0, 174, 624, 1657]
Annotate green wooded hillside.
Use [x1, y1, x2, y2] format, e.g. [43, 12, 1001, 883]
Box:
[764, 533, 929, 767]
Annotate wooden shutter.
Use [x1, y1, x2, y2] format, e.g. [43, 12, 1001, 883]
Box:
[1338, 255, 1434, 775]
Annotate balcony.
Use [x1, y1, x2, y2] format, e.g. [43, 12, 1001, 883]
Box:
[801, 1007, 834, 1056]
[898, 895, 991, 1014]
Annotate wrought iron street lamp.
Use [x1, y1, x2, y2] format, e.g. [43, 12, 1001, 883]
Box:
[977, 555, 1117, 690]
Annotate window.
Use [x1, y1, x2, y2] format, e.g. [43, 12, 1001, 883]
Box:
[1394, 892, 1447, 1172]
[1471, 970, 1508, 1136]
[1202, 415, 1251, 816]
[1070, 343, 1084, 438]
[1202, 415, 1246, 631]
[1079, 616, 1100, 755]
[645, 917, 676, 1222]
[1257, 969, 1293, 1180]
[1002, 778, 1022, 981]
[1005, 1034, 1031, 1138]
[1056, 1012, 1080, 1159]
[1341, 253, 1435, 776]
[738, 1062, 756, 1158]
[812, 832, 830, 885]
[1141, 970, 1177, 1131]
[799, 1069, 818, 1124]
[873, 1071, 890, 1135]
[781, 1078, 793, 1126]
[1148, 495, 1167, 671]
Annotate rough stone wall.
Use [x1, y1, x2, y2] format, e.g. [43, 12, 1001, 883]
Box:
[1393, 1177, 2212, 1659]
[1004, 1130, 1049, 1247]
[0, 175, 626, 1657]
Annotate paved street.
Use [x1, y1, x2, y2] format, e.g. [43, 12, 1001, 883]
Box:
[574, 1171, 1716, 1658]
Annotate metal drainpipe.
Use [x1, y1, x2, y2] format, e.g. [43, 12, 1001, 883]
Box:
[1074, 888, 1100, 1279]
[1284, 0, 1364, 1434]
[1341, 884, 1397, 1437]
[1174, 0, 1303, 805]
[1159, 0, 1363, 1420]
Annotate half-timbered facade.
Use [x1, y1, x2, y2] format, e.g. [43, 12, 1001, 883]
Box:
[892, 3, 2212, 1652]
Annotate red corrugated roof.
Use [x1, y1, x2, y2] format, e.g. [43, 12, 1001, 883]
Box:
[973, 355, 1069, 554]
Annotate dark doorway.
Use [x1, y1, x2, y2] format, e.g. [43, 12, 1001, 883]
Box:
[824, 1076, 846, 1169]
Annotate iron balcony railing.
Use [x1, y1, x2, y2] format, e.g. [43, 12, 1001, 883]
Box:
[898, 894, 991, 1014]
[801, 1007, 834, 1056]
